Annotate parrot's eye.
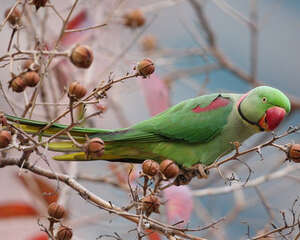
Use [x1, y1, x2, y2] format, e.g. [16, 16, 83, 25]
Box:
[262, 97, 267, 103]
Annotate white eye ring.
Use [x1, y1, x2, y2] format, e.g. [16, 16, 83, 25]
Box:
[262, 97, 267, 103]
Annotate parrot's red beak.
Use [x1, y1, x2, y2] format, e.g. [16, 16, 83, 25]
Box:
[258, 107, 286, 131]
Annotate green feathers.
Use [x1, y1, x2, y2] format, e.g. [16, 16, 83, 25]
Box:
[132, 94, 233, 143]
[5, 86, 291, 167]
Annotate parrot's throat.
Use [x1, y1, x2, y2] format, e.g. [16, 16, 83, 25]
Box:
[237, 94, 264, 131]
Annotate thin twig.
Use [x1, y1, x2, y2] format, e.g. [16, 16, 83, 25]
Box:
[64, 23, 107, 33]
[193, 164, 300, 197]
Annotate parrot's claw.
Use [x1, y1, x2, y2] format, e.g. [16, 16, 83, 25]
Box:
[174, 164, 209, 186]
[174, 171, 195, 186]
[196, 164, 209, 179]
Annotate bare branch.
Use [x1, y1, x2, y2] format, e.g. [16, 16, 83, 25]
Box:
[193, 164, 300, 197]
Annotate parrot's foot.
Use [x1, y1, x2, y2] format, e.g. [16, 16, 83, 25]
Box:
[196, 164, 209, 179]
[174, 170, 195, 186]
[174, 164, 209, 186]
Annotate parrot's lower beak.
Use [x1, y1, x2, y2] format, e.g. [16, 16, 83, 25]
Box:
[258, 107, 286, 131]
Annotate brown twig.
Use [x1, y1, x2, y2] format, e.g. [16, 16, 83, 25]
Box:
[0, 158, 207, 240]
[0, 0, 21, 31]
[206, 126, 299, 171]
[189, 0, 300, 109]
[27, 0, 79, 118]
[36, 73, 138, 135]
[252, 222, 299, 240]
[64, 23, 107, 33]
[254, 186, 275, 221]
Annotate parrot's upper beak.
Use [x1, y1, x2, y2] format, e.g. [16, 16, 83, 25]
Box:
[258, 106, 286, 131]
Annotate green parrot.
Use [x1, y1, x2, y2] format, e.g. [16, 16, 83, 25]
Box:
[4, 86, 291, 168]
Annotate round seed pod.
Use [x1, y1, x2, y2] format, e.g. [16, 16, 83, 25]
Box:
[137, 58, 155, 77]
[70, 45, 93, 68]
[86, 137, 104, 157]
[22, 59, 40, 72]
[10, 76, 26, 93]
[48, 202, 65, 220]
[288, 144, 300, 163]
[68, 82, 87, 99]
[0, 114, 8, 126]
[22, 59, 34, 70]
[124, 9, 145, 28]
[23, 71, 40, 87]
[56, 226, 73, 240]
[142, 159, 159, 177]
[160, 159, 179, 179]
[32, 0, 48, 11]
[142, 195, 160, 216]
[0, 130, 12, 148]
[141, 35, 157, 52]
[5, 8, 21, 26]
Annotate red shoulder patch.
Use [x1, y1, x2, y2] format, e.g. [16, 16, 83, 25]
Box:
[192, 95, 230, 113]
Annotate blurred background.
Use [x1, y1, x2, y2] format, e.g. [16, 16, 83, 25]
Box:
[0, 0, 300, 239]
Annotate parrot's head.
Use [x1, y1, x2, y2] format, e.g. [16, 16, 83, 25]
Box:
[238, 86, 291, 131]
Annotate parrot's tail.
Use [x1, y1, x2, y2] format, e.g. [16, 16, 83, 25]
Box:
[4, 114, 163, 163]
[48, 140, 147, 163]
[4, 114, 114, 140]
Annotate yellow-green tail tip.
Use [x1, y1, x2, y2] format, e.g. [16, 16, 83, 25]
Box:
[53, 152, 88, 161]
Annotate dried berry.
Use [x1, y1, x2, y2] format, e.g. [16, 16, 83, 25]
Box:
[137, 58, 155, 77]
[23, 71, 40, 87]
[22, 59, 40, 72]
[160, 159, 179, 179]
[124, 9, 145, 28]
[141, 35, 157, 52]
[68, 82, 87, 99]
[48, 202, 65, 219]
[56, 226, 73, 240]
[10, 76, 26, 93]
[86, 138, 104, 157]
[22, 59, 34, 70]
[142, 195, 160, 216]
[5, 8, 21, 26]
[0, 130, 12, 148]
[163, 76, 173, 89]
[142, 159, 159, 177]
[70, 45, 93, 68]
[0, 113, 8, 126]
[288, 144, 300, 163]
[32, 0, 48, 11]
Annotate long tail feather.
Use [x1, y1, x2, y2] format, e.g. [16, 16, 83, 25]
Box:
[52, 141, 160, 163]
[53, 151, 145, 163]
[4, 114, 161, 163]
[53, 152, 88, 161]
[51, 141, 141, 161]
[47, 141, 83, 152]
[5, 114, 113, 139]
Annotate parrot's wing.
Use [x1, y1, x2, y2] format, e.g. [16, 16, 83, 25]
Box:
[132, 93, 234, 143]
[53, 94, 234, 162]
[6, 94, 233, 145]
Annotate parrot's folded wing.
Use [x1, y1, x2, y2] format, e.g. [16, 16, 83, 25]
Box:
[133, 94, 234, 143]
